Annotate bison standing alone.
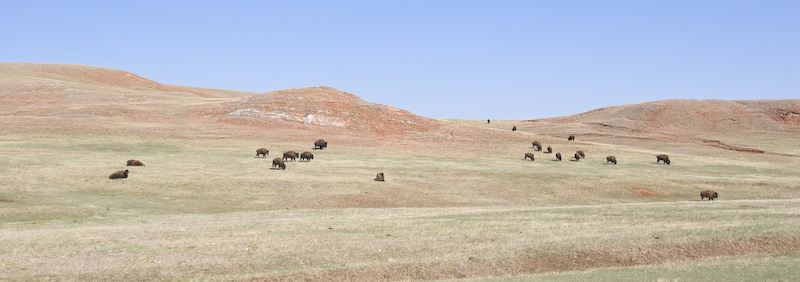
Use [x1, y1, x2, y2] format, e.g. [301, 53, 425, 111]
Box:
[314, 139, 327, 150]
[255, 148, 269, 158]
[283, 151, 299, 162]
[300, 151, 314, 162]
[109, 169, 129, 179]
[512, 126, 517, 131]
[127, 160, 145, 166]
[546, 146, 552, 154]
[555, 152, 562, 161]
[700, 190, 718, 201]
[524, 152, 535, 161]
[374, 172, 385, 181]
[568, 135, 575, 141]
[657, 154, 670, 165]
[272, 158, 286, 170]
[606, 156, 617, 164]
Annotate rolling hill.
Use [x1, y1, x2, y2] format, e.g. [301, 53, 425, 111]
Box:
[1, 63, 799, 281]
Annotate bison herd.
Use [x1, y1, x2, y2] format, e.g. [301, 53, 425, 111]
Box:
[522, 138, 672, 166]
[109, 130, 715, 200]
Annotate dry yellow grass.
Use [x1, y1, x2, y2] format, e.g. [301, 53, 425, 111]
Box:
[1, 63, 799, 281]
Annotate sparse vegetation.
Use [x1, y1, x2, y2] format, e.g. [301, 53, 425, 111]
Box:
[1, 63, 799, 281]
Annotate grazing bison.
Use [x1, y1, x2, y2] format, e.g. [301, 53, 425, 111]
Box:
[283, 151, 299, 162]
[272, 158, 286, 170]
[546, 146, 552, 154]
[577, 150, 585, 159]
[314, 139, 328, 150]
[555, 152, 562, 161]
[700, 190, 718, 201]
[109, 169, 129, 179]
[300, 151, 314, 162]
[531, 141, 542, 151]
[524, 152, 535, 161]
[255, 148, 269, 158]
[126, 159, 144, 166]
[568, 135, 575, 141]
[606, 156, 617, 164]
[512, 126, 517, 131]
[656, 154, 670, 165]
[374, 172, 385, 181]
[574, 153, 581, 161]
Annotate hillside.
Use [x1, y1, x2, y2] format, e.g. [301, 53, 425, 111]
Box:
[2, 63, 799, 281]
[521, 99, 800, 156]
[213, 86, 444, 135]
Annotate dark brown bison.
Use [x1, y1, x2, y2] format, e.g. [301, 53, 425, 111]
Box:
[568, 135, 575, 141]
[656, 154, 670, 165]
[272, 158, 286, 170]
[374, 172, 385, 181]
[700, 190, 718, 201]
[555, 152, 562, 161]
[109, 169, 129, 179]
[512, 126, 517, 131]
[283, 151, 298, 161]
[574, 153, 581, 161]
[314, 139, 327, 150]
[546, 146, 552, 154]
[126, 159, 144, 166]
[531, 141, 542, 151]
[606, 156, 617, 164]
[577, 150, 585, 159]
[255, 148, 269, 158]
[524, 152, 535, 161]
[487, 119, 490, 124]
[300, 151, 314, 162]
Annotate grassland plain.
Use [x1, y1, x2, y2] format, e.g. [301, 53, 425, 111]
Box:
[2, 63, 799, 281]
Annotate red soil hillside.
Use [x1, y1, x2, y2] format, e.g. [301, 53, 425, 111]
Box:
[213, 86, 444, 136]
[538, 99, 800, 135]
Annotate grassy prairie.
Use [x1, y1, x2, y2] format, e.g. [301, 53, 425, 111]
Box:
[1, 126, 799, 281]
[1, 66, 799, 281]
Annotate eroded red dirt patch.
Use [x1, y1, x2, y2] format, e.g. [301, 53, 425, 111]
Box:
[242, 236, 800, 282]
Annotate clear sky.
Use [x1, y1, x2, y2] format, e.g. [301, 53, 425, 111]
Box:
[2, 1, 798, 119]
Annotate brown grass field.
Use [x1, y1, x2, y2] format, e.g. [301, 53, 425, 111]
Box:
[1, 63, 799, 281]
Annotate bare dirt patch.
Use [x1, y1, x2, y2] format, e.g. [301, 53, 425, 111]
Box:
[243, 236, 800, 282]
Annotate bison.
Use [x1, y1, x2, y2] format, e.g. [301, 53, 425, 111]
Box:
[283, 151, 298, 162]
[568, 135, 575, 141]
[700, 190, 718, 201]
[606, 156, 617, 164]
[300, 151, 314, 162]
[126, 159, 144, 166]
[512, 126, 517, 131]
[577, 150, 585, 159]
[531, 141, 542, 151]
[272, 158, 286, 170]
[546, 146, 552, 154]
[524, 152, 535, 161]
[574, 153, 581, 161]
[255, 148, 269, 158]
[109, 169, 129, 179]
[374, 172, 385, 181]
[314, 139, 327, 150]
[555, 152, 562, 161]
[656, 154, 670, 165]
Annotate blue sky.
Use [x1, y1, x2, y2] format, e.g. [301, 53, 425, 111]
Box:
[2, 1, 798, 119]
